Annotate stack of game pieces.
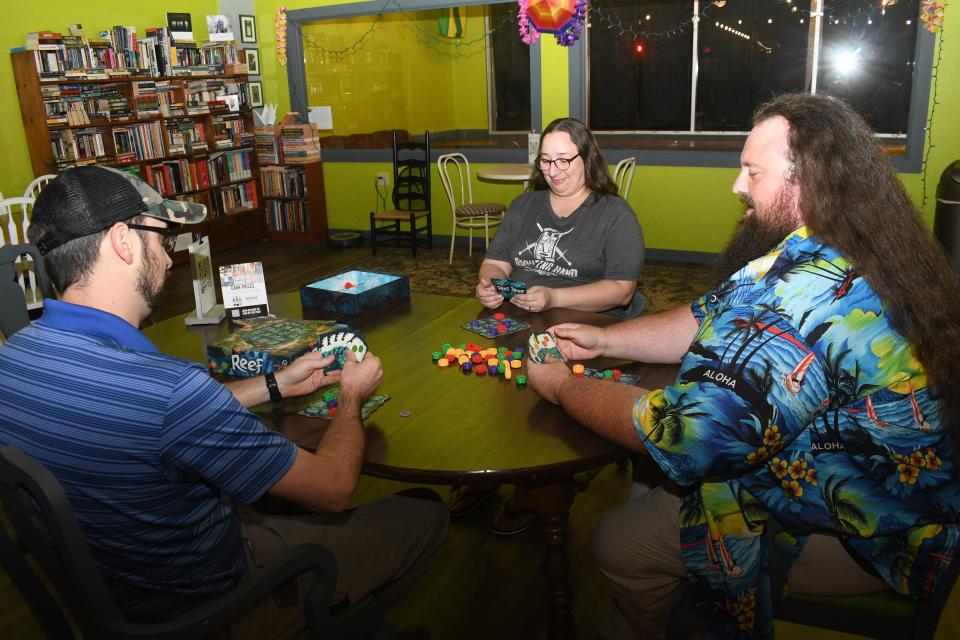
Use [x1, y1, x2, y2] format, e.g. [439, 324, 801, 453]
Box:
[432, 342, 526, 385]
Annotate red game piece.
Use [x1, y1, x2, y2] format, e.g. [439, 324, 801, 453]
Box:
[496, 324, 507, 333]
[328, 407, 338, 416]
[493, 312, 506, 321]
[344, 281, 355, 289]
[475, 364, 488, 376]
[471, 353, 483, 364]
[613, 369, 622, 380]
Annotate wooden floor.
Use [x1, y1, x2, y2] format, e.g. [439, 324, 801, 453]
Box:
[3, 239, 958, 639]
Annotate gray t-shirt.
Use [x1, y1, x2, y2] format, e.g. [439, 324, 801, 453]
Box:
[486, 190, 646, 317]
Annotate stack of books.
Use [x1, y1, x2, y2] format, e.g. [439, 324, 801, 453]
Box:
[254, 126, 282, 164]
[278, 124, 322, 164]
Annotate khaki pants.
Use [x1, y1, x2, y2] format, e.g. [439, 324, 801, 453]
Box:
[229, 491, 449, 640]
[592, 486, 887, 640]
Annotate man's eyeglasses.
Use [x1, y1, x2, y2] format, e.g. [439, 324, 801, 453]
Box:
[537, 154, 580, 172]
[127, 223, 182, 252]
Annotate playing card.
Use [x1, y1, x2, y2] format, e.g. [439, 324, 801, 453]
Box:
[492, 278, 528, 300]
[527, 331, 563, 364]
[318, 330, 368, 372]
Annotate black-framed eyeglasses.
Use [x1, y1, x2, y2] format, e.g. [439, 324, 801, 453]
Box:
[537, 154, 580, 172]
[127, 223, 182, 252]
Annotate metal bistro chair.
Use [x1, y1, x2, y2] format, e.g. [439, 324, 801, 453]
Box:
[0, 443, 358, 639]
[0, 244, 52, 339]
[370, 130, 432, 257]
[437, 153, 506, 264]
[22, 173, 57, 200]
[613, 157, 636, 201]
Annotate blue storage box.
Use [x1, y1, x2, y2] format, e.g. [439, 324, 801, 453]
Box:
[300, 269, 410, 316]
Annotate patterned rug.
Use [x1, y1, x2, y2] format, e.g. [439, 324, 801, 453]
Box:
[345, 246, 715, 314]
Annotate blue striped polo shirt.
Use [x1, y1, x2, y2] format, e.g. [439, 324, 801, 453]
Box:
[0, 299, 297, 621]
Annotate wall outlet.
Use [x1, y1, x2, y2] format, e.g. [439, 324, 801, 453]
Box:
[376, 172, 390, 188]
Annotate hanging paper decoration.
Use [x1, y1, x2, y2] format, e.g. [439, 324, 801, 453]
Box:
[439, 7, 464, 38]
[518, 0, 587, 47]
[275, 6, 288, 66]
[919, 0, 946, 33]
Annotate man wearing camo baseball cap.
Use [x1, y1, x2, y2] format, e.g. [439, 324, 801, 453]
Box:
[0, 165, 447, 634]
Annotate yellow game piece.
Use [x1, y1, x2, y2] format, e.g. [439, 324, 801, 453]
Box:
[504, 365, 512, 380]
[438, 358, 450, 367]
[458, 355, 469, 365]
[487, 358, 498, 368]
[446, 347, 457, 356]
[511, 359, 522, 369]
[572, 364, 585, 376]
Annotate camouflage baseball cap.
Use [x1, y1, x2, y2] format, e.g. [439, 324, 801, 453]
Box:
[31, 165, 206, 255]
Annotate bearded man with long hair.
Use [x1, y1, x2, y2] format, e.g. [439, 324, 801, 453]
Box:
[526, 93, 960, 639]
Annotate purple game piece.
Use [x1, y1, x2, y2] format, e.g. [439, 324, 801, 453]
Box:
[470, 320, 480, 328]
[513, 347, 524, 356]
[503, 319, 512, 327]
[326, 399, 338, 409]
[487, 328, 497, 337]
[487, 365, 498, 376]
[462, 362, 473, 373]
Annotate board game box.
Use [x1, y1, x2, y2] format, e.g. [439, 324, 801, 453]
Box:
[300, 269, 410, 316]
[207, 317, 350, 377]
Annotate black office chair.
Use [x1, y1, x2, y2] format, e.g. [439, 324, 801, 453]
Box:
[0, 444, 350, 639]
[370, 130, 432, 257]
[767, 521, 960, 639]
[0, 243, 52, 339]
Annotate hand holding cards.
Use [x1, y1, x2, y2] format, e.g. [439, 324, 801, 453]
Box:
[527, 331, 564, 364]
[318, 330, 369, 372]
[492, 278, 528, 300]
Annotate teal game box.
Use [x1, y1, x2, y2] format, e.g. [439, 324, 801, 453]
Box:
[300, 269, 410, 316]
[207, 317, 348, 377]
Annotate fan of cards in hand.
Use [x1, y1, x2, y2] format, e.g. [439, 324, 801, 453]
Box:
[317, 330, 368, 372]
[527, 331, 564, 364]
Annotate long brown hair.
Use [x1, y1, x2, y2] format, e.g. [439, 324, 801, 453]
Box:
[754, 93, 960, 444]
[529, 117, 619, 195]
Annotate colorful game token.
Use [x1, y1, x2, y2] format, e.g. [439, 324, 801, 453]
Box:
[504, 366, 512, 380]
[603, 369, 614, 379]
[438, 358, 450, 367]
[488, 365, 498, 376]
[493, 312, 506, 321]
[475, 364, 487, 376]
[613, 369, 622, 380]
[432, 351, 442, 362]
[572, 364, 585, 376]
[441, 342, 452, 352]
[511, 359, 522, 369]
[516, 374, 527, 386]
[326, 399, 338, 409]
[462, 362, 473, 373]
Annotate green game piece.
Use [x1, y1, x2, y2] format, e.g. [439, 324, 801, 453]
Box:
[459, 343, 467, 351]
[603, 369, 614, 379]
[432, 351, 442, 361]
[516, 374, 527, 386]
[441, 342, 452, 352]
[323, 389, 338, 401]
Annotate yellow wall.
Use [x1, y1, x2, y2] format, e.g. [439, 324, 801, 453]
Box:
[0, 1, 220, 199]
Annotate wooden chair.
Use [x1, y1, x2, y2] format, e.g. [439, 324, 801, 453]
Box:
[0, 244, 52, 339]
[613, 157, 636, 200]
[0, 196, 43, 311]
[370, 131, 432, 257]
[0, 443, 355, 639]
[437, 153, 506, 264]
[767, 523, 960, 639]
[22, 173, 57, 200]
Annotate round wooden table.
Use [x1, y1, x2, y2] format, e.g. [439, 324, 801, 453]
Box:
[476, 164, 534, 191]
[144, 291, 679, 640]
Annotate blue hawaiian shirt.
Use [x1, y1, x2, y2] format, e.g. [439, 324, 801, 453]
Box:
[632, 227, 960, 638]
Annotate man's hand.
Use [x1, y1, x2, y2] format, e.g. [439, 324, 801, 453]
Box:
[550, 323, 606, 361]
[338, 353, 383, 403]
[510, 286, 554, 314]
[476, 277, 504, 309]
[275, 352, 341, 398]
[526, 358, 572, 405]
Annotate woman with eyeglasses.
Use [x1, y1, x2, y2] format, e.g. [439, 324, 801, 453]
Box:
[476, 117, 645, 317]
[456, 118, 645, 535]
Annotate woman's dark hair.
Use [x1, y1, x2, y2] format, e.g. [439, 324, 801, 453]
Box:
[529, 117, 619, 196]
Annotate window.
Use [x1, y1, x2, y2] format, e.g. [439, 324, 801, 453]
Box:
[488, 3, 532, 131]
[586, 0, 921, 138]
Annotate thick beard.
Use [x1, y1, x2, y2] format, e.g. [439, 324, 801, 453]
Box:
[136, 241, 166, 316]
[712, 189, 801, 285]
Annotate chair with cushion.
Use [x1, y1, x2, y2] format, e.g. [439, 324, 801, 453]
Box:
[437, 153, 506, 264]
[22, 174, 57, 200]
[767, 523, 960, 639]
[370, 130, 432, 257]
[0, 443, 352, 639]
[0, 244, 52, 339]
[613, 157, 636, 200]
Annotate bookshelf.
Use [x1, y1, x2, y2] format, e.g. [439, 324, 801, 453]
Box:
[260, 162, 329, 245]
[10, 47, 264, 256]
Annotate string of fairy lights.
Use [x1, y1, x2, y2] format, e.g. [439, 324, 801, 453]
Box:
[921, 19, 945, 209]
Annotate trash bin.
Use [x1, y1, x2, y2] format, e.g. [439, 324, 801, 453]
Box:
[934, 159, 960, 271]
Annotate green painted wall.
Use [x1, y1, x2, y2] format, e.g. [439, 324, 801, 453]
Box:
[0, 1, 220, 199]
[3, 2, 957, 254]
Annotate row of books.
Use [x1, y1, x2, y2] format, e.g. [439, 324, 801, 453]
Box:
[265, 200, 310, 233]
[113, 121, 165, 163]
[208, 149, 255, 184]
[50, 128, 108, 166]
[144, 157, 213, 195]
[211, 115, 254, 149]
[18, 29, 245, 79]
[212, 181, 258, 218]
[261, 165, 308, 198]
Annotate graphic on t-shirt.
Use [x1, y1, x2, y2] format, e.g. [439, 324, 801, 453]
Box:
[516, 223, 579, 278]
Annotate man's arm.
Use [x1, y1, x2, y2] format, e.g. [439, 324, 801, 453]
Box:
[552, 304, 698, 364]
[267, 355, 382, 512]
[225, 351, 340, 408]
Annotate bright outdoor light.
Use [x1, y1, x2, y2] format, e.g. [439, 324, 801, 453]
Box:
[833, 48, 861, 76]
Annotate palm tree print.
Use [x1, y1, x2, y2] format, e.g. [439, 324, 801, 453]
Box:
[647, 391, 710, 447]
[823, 474, 868, 537]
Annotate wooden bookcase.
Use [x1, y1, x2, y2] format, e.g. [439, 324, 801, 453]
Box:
[260, 161, 329, 245]
[10, 50, 265, 258]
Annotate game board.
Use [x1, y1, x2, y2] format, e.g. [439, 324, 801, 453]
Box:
[461, 315, 530, 337]
[298, 389, 391, 420]
[491, 278, 528, 300]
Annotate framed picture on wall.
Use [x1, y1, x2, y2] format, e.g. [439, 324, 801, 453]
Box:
[248, 81, 264, 108]
[245, 48, 261, 76]
[240, 15, 257, 43]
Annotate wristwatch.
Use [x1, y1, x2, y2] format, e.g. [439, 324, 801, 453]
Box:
[264, 371, 282, 402]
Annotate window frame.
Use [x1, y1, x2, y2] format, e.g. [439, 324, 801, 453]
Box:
[567, 1, 936, 172]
